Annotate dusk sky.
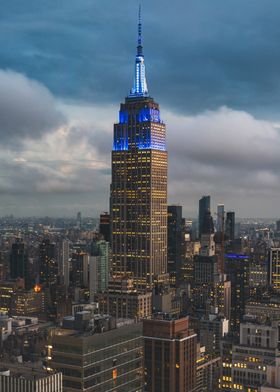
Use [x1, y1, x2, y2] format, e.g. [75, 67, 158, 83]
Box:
[1, 0, 280, 218]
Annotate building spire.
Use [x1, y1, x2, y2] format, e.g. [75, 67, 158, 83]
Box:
[129, 4, 149, 97]
[137, 4, 143, 56]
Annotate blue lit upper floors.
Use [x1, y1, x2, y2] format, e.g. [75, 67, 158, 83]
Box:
[113, 122, 166, 152]
[113, 99, 166, 152]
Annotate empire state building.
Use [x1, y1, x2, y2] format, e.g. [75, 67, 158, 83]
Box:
[110, 8, 168, 290]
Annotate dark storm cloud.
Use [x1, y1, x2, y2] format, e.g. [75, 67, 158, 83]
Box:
[0, 70, 65, 145]
[2, 0, 280, 116]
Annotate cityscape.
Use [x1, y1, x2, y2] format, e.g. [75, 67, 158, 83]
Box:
[1, 2, 280, 392]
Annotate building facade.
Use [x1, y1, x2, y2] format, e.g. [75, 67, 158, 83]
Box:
[57, 240, 69, 288]
[50, 314, 143, 391]
[167, 205, 185, 286]
[99, 212, 111, 242]
[89, 240, 109, 299]
[196, 346, 221, 392]
[216, 204, 225, 233]
[97, 279, 152, 319]
[199, 196, 210, 239]
[143, 316, 197, 392]
[268, 248, 280, 292]
[225, 211, 235, 241]
[39, 239, 57, 287]
[0, 372, 62, 392]
[231, 320, 280, 391]
[225, 254, 250, 332]
[10, 239, 30, 288]
[110, 9, 168, 290]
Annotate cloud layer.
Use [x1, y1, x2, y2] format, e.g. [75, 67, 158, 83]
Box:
[0, 69, 279, 217]
[0, 70, 64, 145]
[165, 108, 280, 217]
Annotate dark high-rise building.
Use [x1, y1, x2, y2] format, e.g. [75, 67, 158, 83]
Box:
[39, 239, 57, 287]
[10, 239, 30, 289]
[57, 240, 69, 289]
[268, 248, 280, 292]
[76, 211, 82, 228]
[199, 196, 210, 238]
[225, 254, 250, 333]
[143, 316, 197, 392]
[200, 210, 215, 257]
[192, 255, 218, 312]
[70, 252, 89, 288]
[225, 211, 235, 241]
[110, 9, 167, 290]
[99, 212, 111, 242]
[167, 205, 185, 286]
[216, 204, 225, 232]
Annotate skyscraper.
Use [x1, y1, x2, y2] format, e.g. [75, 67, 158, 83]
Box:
[225, 254, 250, 332]
[199, 196, 210, 238]
[99, 212, 111, 242]
[268, 248, 280, 292]
[143, 316, 197, 392]
[167, 205, 185, 286]
[225, 211, 235, 241]
[10, 239, 30, 289]
[39, 239, 57, 287]
[110, 8, 168, 290]
[200, 210, 215, 257]
[89, 240, 109, 300]
[216, 204, 225, 232]
[57, 240, 69, 289]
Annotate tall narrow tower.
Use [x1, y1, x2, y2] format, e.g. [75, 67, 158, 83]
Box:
[110, 8, 168, 290]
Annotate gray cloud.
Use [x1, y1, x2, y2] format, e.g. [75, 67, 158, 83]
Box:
[0, 70, 65, 145]
[0, 99, 279, 217]
[165, 107, 280, 217]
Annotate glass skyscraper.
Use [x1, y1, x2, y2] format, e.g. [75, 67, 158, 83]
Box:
[110, 8, 168, 290]
[199, 195, 211, 238]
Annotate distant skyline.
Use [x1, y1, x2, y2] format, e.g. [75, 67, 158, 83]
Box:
[1, 0, 280, 217]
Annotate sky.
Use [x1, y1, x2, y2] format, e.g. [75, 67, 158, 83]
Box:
[1, 0, 280, 218]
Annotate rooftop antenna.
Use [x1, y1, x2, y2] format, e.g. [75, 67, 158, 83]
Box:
[137, 4, 143, 56]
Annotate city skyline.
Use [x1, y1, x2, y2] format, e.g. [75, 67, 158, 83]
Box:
[1, 1, 280, 217]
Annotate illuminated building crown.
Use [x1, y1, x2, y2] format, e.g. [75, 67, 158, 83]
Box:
[129, 5, 149, 97]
